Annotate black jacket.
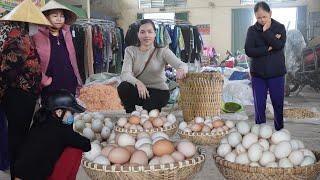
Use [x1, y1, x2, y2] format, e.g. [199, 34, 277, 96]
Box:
[14, 116, 91, 180]
[245, 19, 287, 78]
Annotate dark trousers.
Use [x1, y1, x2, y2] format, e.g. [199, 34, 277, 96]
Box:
[117, 81, 170, 113]
[2, 88, 37, 179]
[252, 76, 284, 130]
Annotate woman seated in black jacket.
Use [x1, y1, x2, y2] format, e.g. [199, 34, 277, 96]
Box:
[14, 90, 91, 180]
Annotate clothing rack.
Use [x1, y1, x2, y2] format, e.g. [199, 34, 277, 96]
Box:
[75, 18, 116, 30]
[151, 18, 191, 26]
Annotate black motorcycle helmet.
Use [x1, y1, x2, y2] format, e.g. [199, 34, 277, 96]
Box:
[44, 89, 85, 113]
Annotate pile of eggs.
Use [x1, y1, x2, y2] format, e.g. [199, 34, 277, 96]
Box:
[74, 112, 113, 142]
[179, 116, 235, 134]
[217, 121, 317, 168]
[117, 109, 177, 130]
[84, 132, 197, 166]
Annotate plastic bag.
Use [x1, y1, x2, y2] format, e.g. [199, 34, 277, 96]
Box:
[285, 30, 306, 74]
[85, 73, 121, 87]
[223, 79, 254, 105]
[221, 111, 249, 121]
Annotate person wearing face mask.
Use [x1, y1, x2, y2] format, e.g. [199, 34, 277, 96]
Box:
[245, 1, 287, 131]
[32, 0, 83, 102]
[13, 89, 91, 180]
[118, 19, 188, 113]
[0, 0, 52, 179]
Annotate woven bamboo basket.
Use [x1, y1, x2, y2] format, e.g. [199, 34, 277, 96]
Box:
[177, 129, 228, 145]
[114, 121, 178, 137]
[81, 147, 206, 180]
[179, 72, 224, 122]
[213, 150, 320, 180]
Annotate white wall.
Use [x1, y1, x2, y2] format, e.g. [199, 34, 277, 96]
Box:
[116, 0, 315, 56]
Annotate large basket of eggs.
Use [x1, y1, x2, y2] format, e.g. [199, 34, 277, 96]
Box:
[212, 121, 320, 180]
[178, 117, 232, 145]
[114, 109, 178, 137]
[179, 72, 224, 122]
[82, 132, 206, 180]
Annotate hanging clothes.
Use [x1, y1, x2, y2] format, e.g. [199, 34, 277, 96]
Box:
[71, 25, 86, 83]
[85, 25, 94, 76]
[92, 26, 104, 73]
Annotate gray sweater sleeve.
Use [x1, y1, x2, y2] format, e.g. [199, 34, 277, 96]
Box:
[162, 48, 188, 72]
[120, 47, 139, 85]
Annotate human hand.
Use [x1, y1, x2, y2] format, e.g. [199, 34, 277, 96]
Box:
[268, 46, 273, 51]
[263, 19, 272, 32]
[43, 76, 52, 87]
[136, 80, 150, 99]
[275, 34, 281, 39]
[176, 69, 187, 80]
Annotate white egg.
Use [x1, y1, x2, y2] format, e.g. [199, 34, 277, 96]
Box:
[225, 120, 235, 129]
[227, 132, 242, 147]
[288, 150, 304, 166]
[149, 109, 160, 118]
[177, 141, 196, 158]
[225, 152, 237, 163]
[242, 133, 258, 149]
[151, 132, 169, 140]
[220, 137, 228, 144]
[259, 151, 276, 166]
[250, 124, 260, 136]
[137, 143, 154, 159]
[259, 124, 273, 139]
[91, 119, 103, 133]
[167, 114, 176, 123]
[84, 143, 101, 161]
[217, 144, 232, 157]
[131, 111, 141, 117]
[179, 122, 188, 130]
[289, 139, 300, 151]
[249, 162, 261, 167]
[74, 120, 85, 131]
[258, 139, 270, 151]
[248, 143, 263, 162]
[266, 162, 278, 168]
[195, 117, 204, 124]
[117, 117, 127, 127]
[135, 137, 152, 149]
[93, 155, 110, 165]
[300, 156, 316, 166]
[236, 121, 250, 135]
[83, 127, 95, 141]
[137, 132, 150, 139]
[235, 144, 246, 155]
[274, 141, 292, 159]
[118, 134, 136, 147]
[300, 149, 316, 160]
[279, 158, 293, 168]
[100, 126, 111, 140]
[271, 131, 291, 144]
[164, 122, 173, 127]
[235, 153, 250, 165]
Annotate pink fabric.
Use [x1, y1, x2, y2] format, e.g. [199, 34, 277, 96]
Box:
[32, 25, 82, 95]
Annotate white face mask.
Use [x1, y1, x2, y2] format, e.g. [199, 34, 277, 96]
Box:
[28, 23, 39, 36]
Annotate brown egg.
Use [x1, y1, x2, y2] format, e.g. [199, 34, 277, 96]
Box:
[160, 116, 167, 123]
[101, 145, 116, 157]
[129, 115, 141, 125]
[201, 125, 211, 133]
[152, 118, 164, 128]
[125, 145, 136, 155]
[143, 121, 153, 129]
[130, 150, 148, 165]
[191, 124, 202, 132]
[124, 123, 131, 129]
[108, 147, 130, 164]
[152, 140, 175, 156]
[212, 120, 225, 128]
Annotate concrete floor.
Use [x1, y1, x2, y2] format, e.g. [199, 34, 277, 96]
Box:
[1, 87, 320, 180]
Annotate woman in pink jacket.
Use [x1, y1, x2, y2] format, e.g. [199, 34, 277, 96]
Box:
[32, 1, 84, 179]
[33, 0, 82, 102]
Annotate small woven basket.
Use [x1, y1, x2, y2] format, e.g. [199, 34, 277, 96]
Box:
[82, 147, 206, 180]
[114, 121, 178, 137]
[179, 72, 224, 122]
[177, 129, 228, 145]
[213, 150, 320, 180]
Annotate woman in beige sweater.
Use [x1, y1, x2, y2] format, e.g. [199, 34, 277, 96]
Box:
[118, 19, 188, 113]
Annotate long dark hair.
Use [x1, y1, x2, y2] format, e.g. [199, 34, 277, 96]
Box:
[136, 19, 162, 48]
[31, 107, 53, 128]
[254, 1, 271, 13]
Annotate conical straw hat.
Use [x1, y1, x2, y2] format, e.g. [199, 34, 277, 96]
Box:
[0, 0, 51, 26]
[41, 0, 77, 25]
